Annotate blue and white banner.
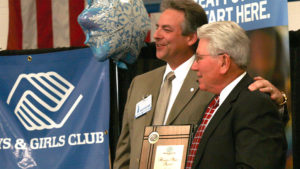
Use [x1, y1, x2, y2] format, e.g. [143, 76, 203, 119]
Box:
[0, 48, 110, 169]
[196, 0, 288, 30]
[144, 0, 288, 42]
[144, 0, 288, 31]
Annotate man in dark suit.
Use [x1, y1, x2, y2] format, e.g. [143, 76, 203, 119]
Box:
[188, 21, 287, 169]
[113, 1, 287, 169]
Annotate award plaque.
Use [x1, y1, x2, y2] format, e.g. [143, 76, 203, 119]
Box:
[139, 125, 192, 169]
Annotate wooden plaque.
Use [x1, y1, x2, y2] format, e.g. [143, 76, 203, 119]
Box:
[139, 125, 192, 169]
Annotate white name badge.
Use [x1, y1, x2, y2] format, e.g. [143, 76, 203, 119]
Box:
[135, 95, 152, 119]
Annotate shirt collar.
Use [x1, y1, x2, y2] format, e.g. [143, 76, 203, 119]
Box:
[219, 72, 247, 105]
[164, 55, 195, 82]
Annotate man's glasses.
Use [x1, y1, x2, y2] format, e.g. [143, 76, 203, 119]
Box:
[195, 53, 225, 62]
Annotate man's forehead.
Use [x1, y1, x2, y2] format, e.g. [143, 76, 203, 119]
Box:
[156, 23, 173, 28]
[157, 10, 184, 28]
[197, 39, 209, 52]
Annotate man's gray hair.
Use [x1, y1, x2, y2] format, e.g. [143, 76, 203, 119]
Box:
[197, 21, 250, 69]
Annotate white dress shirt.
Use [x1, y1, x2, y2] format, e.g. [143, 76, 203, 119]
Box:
[206, 72, 247, 126]
[162, 55, 196, 125]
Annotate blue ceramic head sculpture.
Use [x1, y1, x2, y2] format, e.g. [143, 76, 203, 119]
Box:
[78, 0, 151, 67]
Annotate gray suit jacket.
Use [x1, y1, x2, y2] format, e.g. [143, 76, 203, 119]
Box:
[192, 74, 287, 169]
[113, 65, 213, 169]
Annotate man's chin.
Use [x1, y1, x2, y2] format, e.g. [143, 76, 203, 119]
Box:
[156, 53, 165, 60]
[198, 85, 206, 91]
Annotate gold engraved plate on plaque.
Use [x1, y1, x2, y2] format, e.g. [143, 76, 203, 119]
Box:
[148, 132, 160, 144]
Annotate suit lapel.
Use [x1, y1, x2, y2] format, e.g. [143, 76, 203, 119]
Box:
[192, 101, 232, 167]
[192, 74, 253, 168]
[143, 66, 166, 126]
[166, 69, 199, 124]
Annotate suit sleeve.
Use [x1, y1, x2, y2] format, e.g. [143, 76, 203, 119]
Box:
[113, 78, 136, 169]
[234, 92, 287, 169]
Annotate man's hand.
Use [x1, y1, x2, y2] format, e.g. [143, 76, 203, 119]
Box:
[248, 76, 284, 106]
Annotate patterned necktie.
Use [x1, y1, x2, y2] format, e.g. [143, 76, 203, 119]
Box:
[185, 95, 220, 169]
[152, 71, 176, 125]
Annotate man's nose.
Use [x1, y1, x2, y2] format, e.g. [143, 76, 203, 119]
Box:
[153, 29, 161, 40]
[191, 60, 198, 71]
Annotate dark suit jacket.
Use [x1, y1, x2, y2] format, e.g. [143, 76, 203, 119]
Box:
[192, 74, 287, 169]
[113, 65, 213, 169]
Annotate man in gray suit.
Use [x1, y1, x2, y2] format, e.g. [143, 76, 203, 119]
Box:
[113, 0, 287, 169]
[188, 21, 286, 169]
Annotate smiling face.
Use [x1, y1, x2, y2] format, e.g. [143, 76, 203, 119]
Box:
[153, 9, 196, 69]
[191, 39, 222, 93]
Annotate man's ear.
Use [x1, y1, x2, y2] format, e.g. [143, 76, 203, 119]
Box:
[219, 54, 231, 74]
[187, 33, 198, 46]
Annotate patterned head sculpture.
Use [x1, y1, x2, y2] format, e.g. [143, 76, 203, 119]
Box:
[78, 0, 151, 67]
